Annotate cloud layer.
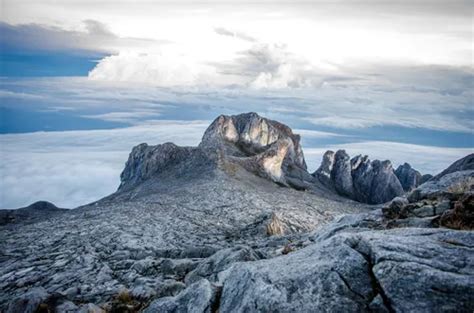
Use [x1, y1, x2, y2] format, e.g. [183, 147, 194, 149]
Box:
[0, 121, 208, 209]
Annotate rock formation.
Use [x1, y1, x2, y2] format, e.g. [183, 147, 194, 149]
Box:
[1, 113, 473, 313]
[395, 162, 422, 191]
[314, 150, 405, 204]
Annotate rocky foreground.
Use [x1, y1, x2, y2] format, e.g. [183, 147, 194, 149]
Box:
[1, 112, 473, 313]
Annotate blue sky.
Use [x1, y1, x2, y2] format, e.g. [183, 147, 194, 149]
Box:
[0, 0, 473, 209]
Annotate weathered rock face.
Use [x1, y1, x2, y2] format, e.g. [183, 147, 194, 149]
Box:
[313, 150, 335, 187]
[314, 150, 404, 204]
[119, 143, 198, 191]
[200, 113, 306, 170]
[199, 113, 310, 187]
[331, 150, 355, 198]
[395, 162, 422, 191]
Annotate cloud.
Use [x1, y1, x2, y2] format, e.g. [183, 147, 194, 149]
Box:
[88, 52, 222, 87]
[82, 110, 162, 123]
[0, 21, 168, 55]
[88, 43, 329, 88]
[0, 120, 209, 209]
[1, 75, 473, 135]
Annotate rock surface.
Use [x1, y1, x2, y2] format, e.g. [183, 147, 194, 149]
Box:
[219, 228, 474, 313]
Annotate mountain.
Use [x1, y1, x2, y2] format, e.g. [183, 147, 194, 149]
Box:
[1, 113, 473, 313]
[0, 201, 67, 225]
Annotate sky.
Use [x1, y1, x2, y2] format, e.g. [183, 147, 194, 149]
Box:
[0, 0, 473, 209]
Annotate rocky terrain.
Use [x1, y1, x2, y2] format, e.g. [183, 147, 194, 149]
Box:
[1, 112, 473, 313]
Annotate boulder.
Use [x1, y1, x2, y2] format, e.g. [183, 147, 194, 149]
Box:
[382, 197, 409, 219]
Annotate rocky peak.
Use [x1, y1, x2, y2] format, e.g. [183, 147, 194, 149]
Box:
[395, 162, 422, 192]
[314, 150, 404, 204]
[119, 142, 198, 191]
[119, 113, 313, 192]
[200, 112, 306, 170]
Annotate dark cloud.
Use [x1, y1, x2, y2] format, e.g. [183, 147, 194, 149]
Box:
[0, 21, 169, 55]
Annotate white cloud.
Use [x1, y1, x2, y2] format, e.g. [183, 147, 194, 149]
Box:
[82, 110, 162, 123]
[0, 121, 208, 209]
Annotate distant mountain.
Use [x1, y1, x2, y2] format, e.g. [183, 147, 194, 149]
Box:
[0, 201, 67, 225]
[1, 113, 473, 313]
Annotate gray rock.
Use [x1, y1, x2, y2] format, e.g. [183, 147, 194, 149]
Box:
[185, 246, 261, 285]
[408, 170, 474, 202]
[143, 279, 218, 313]
[131, 257, 160, 276]
[413, 205, 435, 217]
[78, 303, 104, 313]
[313, 150, 335, 188]
[119, 142, 197, 191]
[433, 153, 474, 180]
[219, 228, 474, 313]
[435, 200, 452, 215]
[382, 196, 409, 219]
[200, 112, 306, 170]
[55, 301, 79, 313]
[6, 287, 50, 313]
[351, 155, 374, 203]
[315, 150, 405, 204]
[368, 160, 405, 204]
[155, 280, 186, 298]
[420, 174, 434, 184]
[395, 162, 422, 191]
[160, 258, 199, 279]
[331, 150, 355, 198]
